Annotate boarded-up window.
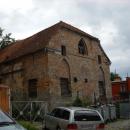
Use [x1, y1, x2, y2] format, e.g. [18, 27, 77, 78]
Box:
[60, 78, 71, 96]
[28, 79, 37, 98]
[98, 81, 106, 96]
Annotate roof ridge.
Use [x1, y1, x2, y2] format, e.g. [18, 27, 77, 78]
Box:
[0, 21, 109, 64]
[57, 21, 99, 41]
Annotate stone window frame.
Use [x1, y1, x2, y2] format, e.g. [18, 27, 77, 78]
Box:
[61, 45, 66, 56]
[78, 38, 88, 55]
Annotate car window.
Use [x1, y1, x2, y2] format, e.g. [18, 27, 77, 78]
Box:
[54, 109, 62, 118]
[74, 110, 101, 121]
[50, 109, 58, 116]
[61, 110, 70, 120]
[0, 110, 14, 123]
[50, 108, 62, 118]
[50, 109, 70, 120]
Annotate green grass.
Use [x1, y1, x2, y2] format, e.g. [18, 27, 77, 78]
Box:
[18, 121, 39, 130]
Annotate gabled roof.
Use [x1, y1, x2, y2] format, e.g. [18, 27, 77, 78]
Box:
[0, 22, 60, 63]
[0, 21, 110, 63]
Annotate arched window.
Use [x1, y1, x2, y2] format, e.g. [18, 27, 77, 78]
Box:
[78, 38, 88, 55]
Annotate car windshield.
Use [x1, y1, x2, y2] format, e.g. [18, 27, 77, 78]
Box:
[0, 110, 15, 125]
[74, 110, 101, 121]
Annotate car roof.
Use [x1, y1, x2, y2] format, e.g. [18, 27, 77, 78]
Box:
[55, 106, 97, 112]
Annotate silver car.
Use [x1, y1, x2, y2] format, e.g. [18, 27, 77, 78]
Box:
[44, 107, 105, 130]
[0, 109, 26, 130]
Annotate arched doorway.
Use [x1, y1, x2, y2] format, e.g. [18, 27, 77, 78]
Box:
[58, 59, 71, 96]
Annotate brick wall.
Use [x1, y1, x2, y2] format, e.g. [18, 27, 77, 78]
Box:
[47, 28, 111, 108]
[0, 27, 111, 109]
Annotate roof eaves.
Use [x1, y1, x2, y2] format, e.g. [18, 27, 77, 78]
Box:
[98, 42, 111, 65]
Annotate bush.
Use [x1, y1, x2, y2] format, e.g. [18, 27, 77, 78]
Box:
[72, 96, 83, 107]
[72, 96, 92, 107]
[18, 121, 38, 130]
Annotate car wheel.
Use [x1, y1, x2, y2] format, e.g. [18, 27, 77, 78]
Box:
[44, 122, 49, 130]
[57, 127, 61, 130]
[44, 126, 49, 130]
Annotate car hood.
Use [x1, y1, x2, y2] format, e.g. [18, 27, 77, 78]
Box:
[0, 124, 26, 130]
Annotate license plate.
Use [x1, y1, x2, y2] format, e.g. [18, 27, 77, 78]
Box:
[81, 124, 95, 129]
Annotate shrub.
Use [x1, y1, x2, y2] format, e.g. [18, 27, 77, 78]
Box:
[72, 96, 92, 107]
[72, 96, 83, 107]
[18, 121, 38, 130]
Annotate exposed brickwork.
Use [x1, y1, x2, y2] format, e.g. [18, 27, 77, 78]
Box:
[0, 22, 112, 109]
[47, 27, 112, 108]
[112, 77, 130, 101]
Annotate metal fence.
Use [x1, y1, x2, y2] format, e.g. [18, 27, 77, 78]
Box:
[119, 102, 130, 119]
[90, 104, 117, 122]
[11, 101, 48, 122]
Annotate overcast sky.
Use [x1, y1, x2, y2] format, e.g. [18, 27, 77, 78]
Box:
[0, 0, 130, 79]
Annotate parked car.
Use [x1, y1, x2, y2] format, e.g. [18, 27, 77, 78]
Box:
[44, 107, 105, 130]
[0, 109, 26, 130]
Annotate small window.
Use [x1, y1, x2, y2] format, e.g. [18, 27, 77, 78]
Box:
[28, 79, 37, 98]
[73, 77, 78, 82]
[98, 55, 102, 64]
[61, 45, 66, 56]
[60, 78, 71, 96]
[120, 85, 126, 93]
[0, 78, 2, 83]
[84, 78, 88, 83]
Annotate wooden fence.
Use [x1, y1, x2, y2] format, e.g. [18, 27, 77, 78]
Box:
[0, 85, 10, 113]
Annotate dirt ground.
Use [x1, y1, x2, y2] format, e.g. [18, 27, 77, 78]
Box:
[106, 119, 130, 130]
[33, 119, 130, 130]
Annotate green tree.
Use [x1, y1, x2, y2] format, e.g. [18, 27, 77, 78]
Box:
[110, 72, 121, 81]
[111, 72, 115, 81]
[0, 27, 15, 49]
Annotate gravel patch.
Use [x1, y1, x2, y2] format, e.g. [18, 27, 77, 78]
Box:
[105, 119, 130, 130]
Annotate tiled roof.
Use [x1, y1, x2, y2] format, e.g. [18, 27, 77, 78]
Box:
[0, 22, 59, 63]
[0, 21, 100, 63]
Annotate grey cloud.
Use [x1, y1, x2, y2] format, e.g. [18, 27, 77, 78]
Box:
[0, 0, 129, 78]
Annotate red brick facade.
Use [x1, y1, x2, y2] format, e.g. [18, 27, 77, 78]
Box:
[112, 77, 130, 101]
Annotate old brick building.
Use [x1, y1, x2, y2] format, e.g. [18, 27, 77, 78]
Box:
[0, 21, 111, 108]
[112, 76, 130, 101]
